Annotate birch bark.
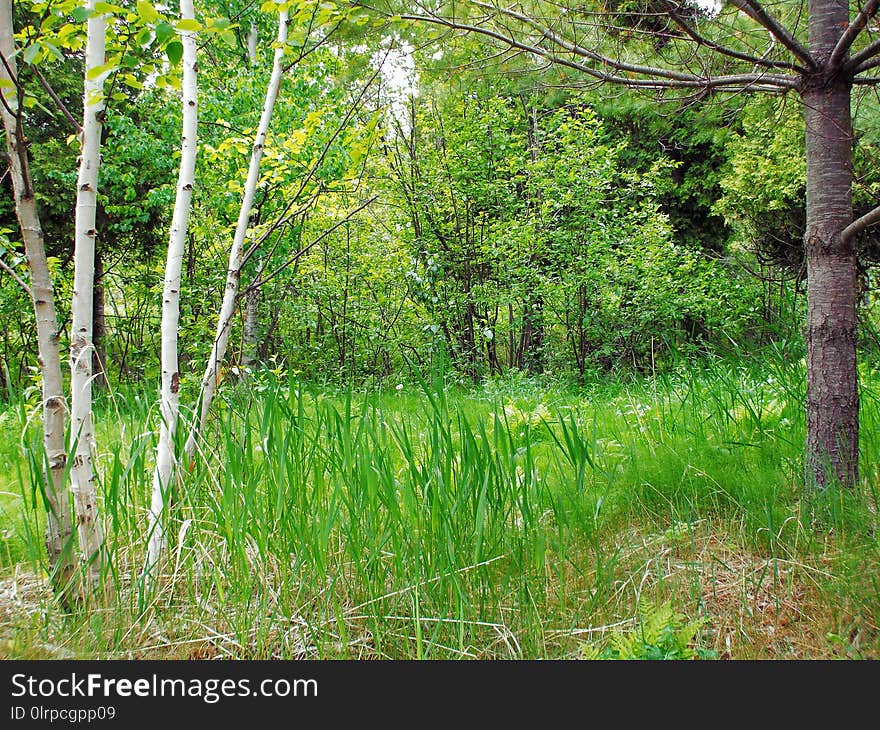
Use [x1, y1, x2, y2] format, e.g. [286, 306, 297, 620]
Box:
[184, 9, 289, 464]
[0, 0, 76, 604]
[69, 0, 107, 589]
[145, 0, 199, 575]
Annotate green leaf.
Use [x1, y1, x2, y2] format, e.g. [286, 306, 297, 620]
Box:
[0, 78, 14, 90]
[22, 44, 40, 65]
[86, 62, 117, 80]
[165, 41, 183, 65]
[260, 1, 278, 12]
[175, 19, 202, 32]
[136, 0, 161, 24]
[121, 74, 143, 90]
[41, 41, 65, 62]
[71, 6, 92, 22]
[93, 2, 127, 14]
[155, 22, 175, 45]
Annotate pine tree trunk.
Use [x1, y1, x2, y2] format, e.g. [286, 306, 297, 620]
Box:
[802, 0, 859, 489]
[184, 10, 289, 465]
[0, 0, 76, 605]
[145, 0, 199, 577]
[69, 0, 107, 590]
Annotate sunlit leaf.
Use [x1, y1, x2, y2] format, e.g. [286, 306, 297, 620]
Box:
[136, 0, 161, 24]
[175, 19, 202, 32]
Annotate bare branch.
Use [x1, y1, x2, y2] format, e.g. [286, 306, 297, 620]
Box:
[244, 195, 377, 294]
[472, 1, 798, 86]
[662, 0, 805, 72]
[831, 0, 879, 70]
[29, 62, 82, 134]
[387, 8, 797, 91]
[0, 256, 32, 297]
[0, 48, 20, 118]
[240, 193, 319, 270]
[853, 68, 880, 81]
[848, 37, 880, 71]
[841, 203, 880, 243]
[727, 0, 816, 69]
[239, 58, 384, 271]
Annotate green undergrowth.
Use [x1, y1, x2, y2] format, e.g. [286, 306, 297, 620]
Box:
[0, 353, 878, 659]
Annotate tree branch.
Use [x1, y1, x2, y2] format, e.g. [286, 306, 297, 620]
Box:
[831, 0, 879, 69]
[662, 0, 805, 72]
[243, 195, 377, 294]
[848, 37, 880, 72]
[853, 68, 880, 81]
[841, 204, 880, 243]
[385, 8, 797, 91]
[29, 62, 82, 134]
[472, 1, 798, 86]
[727, 0, 816, 69]
[0, 48, 20, 117]
[0, 256, 33, 297]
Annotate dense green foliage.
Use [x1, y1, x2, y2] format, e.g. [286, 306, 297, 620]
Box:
[0, 1, 834, 392]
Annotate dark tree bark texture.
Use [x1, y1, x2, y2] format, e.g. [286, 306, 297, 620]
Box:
[802, 0, 859, 487]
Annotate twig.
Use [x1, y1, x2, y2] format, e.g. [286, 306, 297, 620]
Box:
[0, 256, 32, 297]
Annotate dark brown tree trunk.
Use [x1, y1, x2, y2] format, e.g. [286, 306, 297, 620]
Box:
[519, 295, 544, 374]
[802, 0, 858, 488]
[461, 300, 479, 380]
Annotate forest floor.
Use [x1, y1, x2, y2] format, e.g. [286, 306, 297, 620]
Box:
[0, 354, 878, 660]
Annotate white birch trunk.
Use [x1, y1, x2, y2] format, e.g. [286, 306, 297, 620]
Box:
[145, 0, 199, 577]
[0, 0, 76, 605]
[184, 10, 289, 464]
[69, 0, 106, 590]
[247, 23, 258, 64]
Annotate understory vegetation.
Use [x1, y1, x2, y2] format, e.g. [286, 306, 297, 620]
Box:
[2, 349, 878, 659]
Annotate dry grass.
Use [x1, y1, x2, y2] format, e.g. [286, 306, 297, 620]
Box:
[2, 515, 876, 660]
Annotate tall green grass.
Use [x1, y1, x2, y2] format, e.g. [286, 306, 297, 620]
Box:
[1, 351, 878, 659]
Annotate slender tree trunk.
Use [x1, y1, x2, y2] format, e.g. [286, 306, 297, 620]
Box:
[69, 0, 107, 590]
[247, 23, 258, 65]
[802, 0, 858, 489]
[145, 0, 199, 577]
[0, 0, 76, 605]
[242, 277, 260, 369]
[519, 294, 544, 374]
[184, 10, 289, 465]
[520, 98, 544, 374]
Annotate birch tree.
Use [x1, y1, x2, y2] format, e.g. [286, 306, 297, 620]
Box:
[0, 0, 76, 605]
[70, 0, 107, 589]
[367, 0, 880, 490]
[145, 0, 199, 576]
[184, 7, 289, 464]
